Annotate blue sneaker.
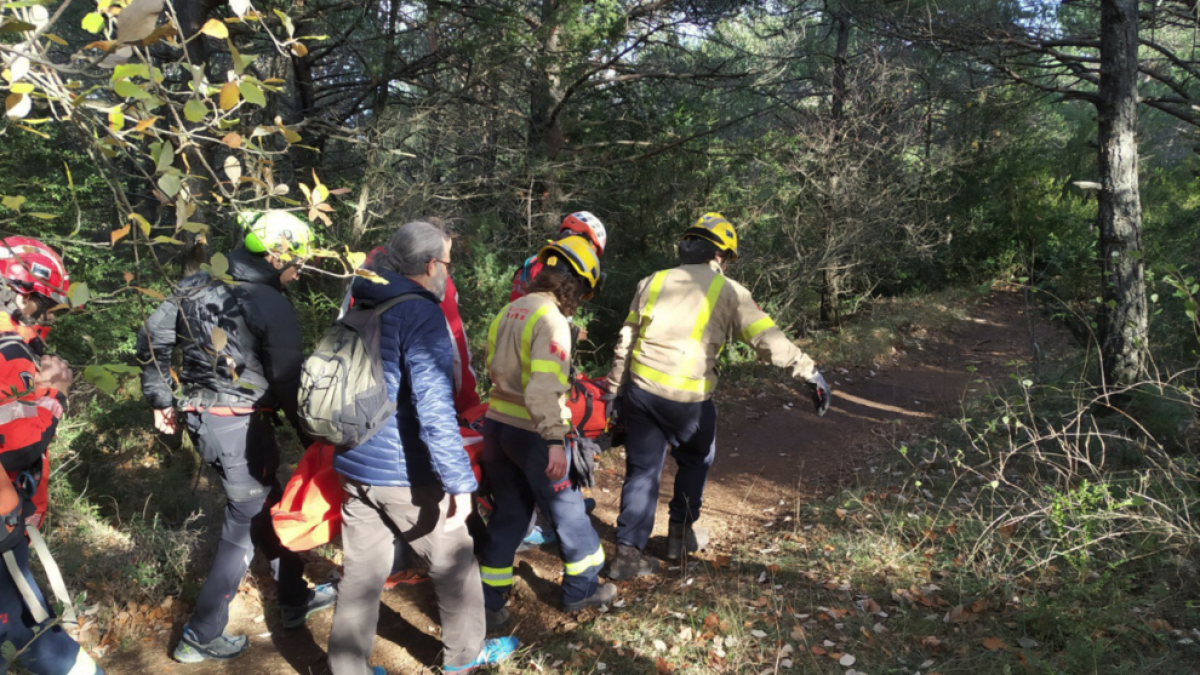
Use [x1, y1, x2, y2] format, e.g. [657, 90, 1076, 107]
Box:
[518, 525, 557, 551]
[444, 636, 519, 673]
[280, 583, 338, 629]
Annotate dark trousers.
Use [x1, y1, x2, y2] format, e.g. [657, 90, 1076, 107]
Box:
[479, 420, 603, 610]
[184, 411, 308, 643]
[0, 537, 100, 674]
[615, 384, 717, 551]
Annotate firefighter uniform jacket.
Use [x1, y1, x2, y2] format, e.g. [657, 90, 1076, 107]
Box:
[0, 333, 63, 526]
[485, 292, 572, 442]
[608, 261, 818, 403]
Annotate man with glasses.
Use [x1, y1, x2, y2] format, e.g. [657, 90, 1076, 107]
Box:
[137, 210, 337, 663]
[327, 220, 517, 675]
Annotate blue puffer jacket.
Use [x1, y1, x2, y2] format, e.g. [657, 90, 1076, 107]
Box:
[333, 272, 477, 494]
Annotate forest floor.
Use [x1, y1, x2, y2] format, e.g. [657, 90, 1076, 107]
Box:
[92, 289, 1105, 675]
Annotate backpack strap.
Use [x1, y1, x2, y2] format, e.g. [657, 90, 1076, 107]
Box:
[3, 523, 76, 626]
[351, 293, 425, 315]
[340, 293, 424, 331]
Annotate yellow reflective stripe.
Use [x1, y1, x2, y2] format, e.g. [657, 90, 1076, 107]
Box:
[489, 398, 531, 420]
[631, 271, 669, 363]
[740, 316, 775, 342]
[690, 275, 726, 342]
[641, 271, 668, 320]
[481, 565, 513, 588]
[624, 310, 638, 324]
[679, 275, 726, 377]
[631, 360, 713, 394]
[530, 359, 569, 387]
[563, 546, 606, 576]
[520, 303, 555, 389]
[486, 309, 504, 372]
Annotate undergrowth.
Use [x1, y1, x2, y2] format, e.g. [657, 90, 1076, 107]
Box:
[506, 307, 1200, 675]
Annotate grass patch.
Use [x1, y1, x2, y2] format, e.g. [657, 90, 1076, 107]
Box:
[500, 353, 1200, 674]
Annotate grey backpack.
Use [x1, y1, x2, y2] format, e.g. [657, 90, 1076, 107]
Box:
[298, 294, 420, 448]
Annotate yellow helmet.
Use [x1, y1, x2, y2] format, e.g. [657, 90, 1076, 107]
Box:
[538, 235, 602, 300]
[682, 212, 738, 259]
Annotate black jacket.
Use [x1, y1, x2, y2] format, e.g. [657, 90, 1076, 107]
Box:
[136, 249, 304, 426]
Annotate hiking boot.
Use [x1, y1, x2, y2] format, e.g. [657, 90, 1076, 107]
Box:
[173, 626, 248, 663]
[280, 583, 338, 629]
[485, 607, 511, 631]
[384, 568, 430, 589]
[562, 582, 617, 613]
[607, 545, 660, 580]
[666, 521, 708, 561]
[444, 636, 520, 673]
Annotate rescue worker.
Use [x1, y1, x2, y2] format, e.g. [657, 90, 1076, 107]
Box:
[0, 237, 103, 674]
[605, 213, 832, 579]
[508, 212, 607, 548]
[137, 211, 337, 663]
[480, 237, 617, 628]
[510, 211, 607, 301]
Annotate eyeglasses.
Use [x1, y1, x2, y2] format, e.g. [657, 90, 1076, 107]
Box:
[432, 258, 454, 273]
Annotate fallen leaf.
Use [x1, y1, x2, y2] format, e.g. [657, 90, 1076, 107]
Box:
[655, 657, 673, 674]
[810, 646, 827, 656]
[839, 654, 856, 666]
[982, 636, 1007, 651]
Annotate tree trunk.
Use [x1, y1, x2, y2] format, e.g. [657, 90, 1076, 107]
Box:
[529, 1, 565, 231]
[1095, 0, 1148, 389]
[819, 8, 851, 324]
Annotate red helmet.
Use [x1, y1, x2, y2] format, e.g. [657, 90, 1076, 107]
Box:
[0, 237, 70, 307]
[559, 212, 607, 255]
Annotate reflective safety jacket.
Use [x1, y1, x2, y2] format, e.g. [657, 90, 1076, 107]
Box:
[485, 292, 572, 442]
[607, 261, 818, 403]
[0, 332, 63, 526]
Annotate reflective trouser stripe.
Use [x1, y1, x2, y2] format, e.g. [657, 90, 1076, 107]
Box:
[66, 650, 99, 675]
[489, 398, 531, 420]
[630, 360, 714, 394]
[740, 316, 776, 342]
[481, 565, 513, 588]
[563, 545, 606, 576]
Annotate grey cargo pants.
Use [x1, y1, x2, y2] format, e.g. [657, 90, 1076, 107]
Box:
[327, 480, 485, 674]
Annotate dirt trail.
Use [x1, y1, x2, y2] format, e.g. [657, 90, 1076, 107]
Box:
[101, 290, 1057, 674]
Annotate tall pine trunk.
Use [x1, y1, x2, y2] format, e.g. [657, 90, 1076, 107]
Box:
[1096, 0, 1148, 390]
[819, 9, 851, 323]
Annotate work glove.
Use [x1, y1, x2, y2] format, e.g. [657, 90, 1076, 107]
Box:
[807, 371, 831, 417]
[601, 392, 627, 447]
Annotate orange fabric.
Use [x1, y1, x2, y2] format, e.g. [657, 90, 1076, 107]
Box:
[462, 427, 484, 484]
[567, 375, 608, 439]
[272, 442, 343, 551]
[273, 430, 491, 551]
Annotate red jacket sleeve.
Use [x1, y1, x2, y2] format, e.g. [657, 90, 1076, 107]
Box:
[0, 340, 63, 474]
[439, 276, 481, 413]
